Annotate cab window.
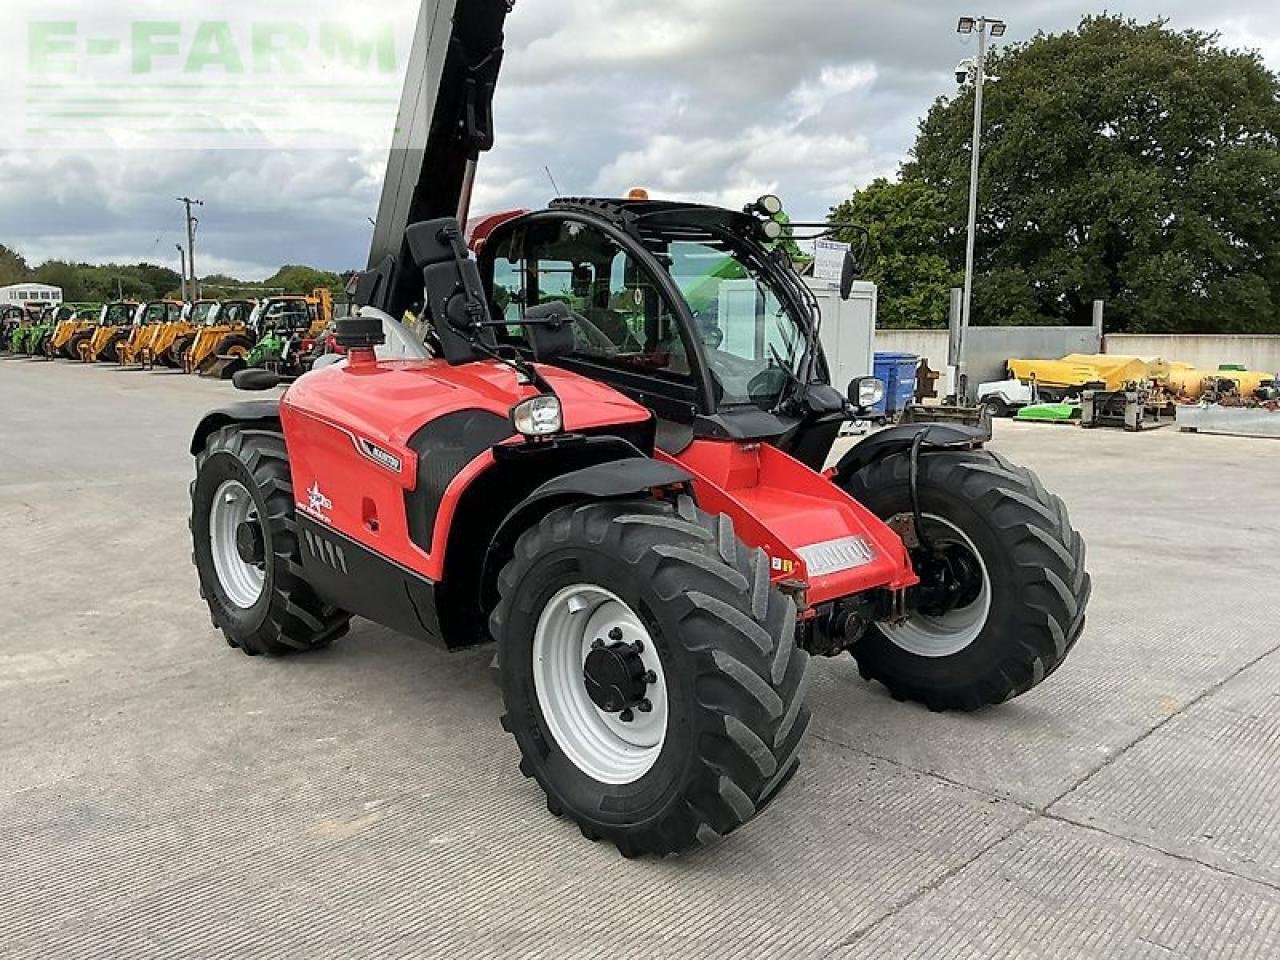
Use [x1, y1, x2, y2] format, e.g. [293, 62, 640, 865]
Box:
[489, 219, 694, 384]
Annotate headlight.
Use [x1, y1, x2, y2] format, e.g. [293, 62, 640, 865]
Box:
[852, 376, 886, 409]
[756, 194, 784, 216]
[761, 219, 784, 241]
[511, 395, 563, 437]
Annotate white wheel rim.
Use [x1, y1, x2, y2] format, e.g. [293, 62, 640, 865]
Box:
[881, 516, 991, 658]
[209, 480, 266, 609]
[532, 584, 669, 785]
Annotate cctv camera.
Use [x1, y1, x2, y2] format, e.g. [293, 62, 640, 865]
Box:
[955, 59, 973, 85]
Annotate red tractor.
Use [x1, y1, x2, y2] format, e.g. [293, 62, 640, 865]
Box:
[188, 0, 1088, 857]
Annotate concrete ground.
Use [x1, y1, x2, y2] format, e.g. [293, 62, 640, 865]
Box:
[2, 358, 1279, 960]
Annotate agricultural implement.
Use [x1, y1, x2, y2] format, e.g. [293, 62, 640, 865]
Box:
[189, 0, 1090, 857]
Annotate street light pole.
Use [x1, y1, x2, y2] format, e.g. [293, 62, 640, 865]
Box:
[177, 196, 204, 302]
[955, 15, 1005, 402]
[176, 245, 188, 302]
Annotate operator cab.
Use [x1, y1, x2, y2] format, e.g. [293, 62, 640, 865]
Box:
[134, 301, 184, 326]
[477, 199, 847, 460]
[98, 302, 139, 326]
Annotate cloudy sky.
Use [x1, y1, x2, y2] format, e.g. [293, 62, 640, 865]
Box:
[2, 0, 1278, 279]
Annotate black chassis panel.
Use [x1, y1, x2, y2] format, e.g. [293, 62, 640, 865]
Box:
[297, 516, 445, 647]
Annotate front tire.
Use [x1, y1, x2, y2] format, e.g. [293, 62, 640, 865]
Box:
[839, 449, 1090, 711]
[492, 496, 810, 857]
[191, 426, 350, 656]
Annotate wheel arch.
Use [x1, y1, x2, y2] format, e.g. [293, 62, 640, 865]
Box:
[434, 440, 692, 645]
[190, 399, 283, 456]
[833, 422, 987, 484]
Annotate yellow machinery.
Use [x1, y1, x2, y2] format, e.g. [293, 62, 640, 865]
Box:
[116, 300, 184, 365]
[52, 305, 104, 359]
[1007, 354, 1167, 392]
[182, 299, 257, 374]
[1166, 362, 1276, 400]
[75, 302, 140, 362]
[144, 300, 220, 369]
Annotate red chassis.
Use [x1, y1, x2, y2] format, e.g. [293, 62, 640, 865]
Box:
[277, 352, 918, 620]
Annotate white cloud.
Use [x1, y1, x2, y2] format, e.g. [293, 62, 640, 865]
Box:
[1, 0, 1278, 276]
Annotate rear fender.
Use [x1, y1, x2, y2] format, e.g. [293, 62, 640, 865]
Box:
[832, 423, 986, 483]
[190, 400, 282, 455]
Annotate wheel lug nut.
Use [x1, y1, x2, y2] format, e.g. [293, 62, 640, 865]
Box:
[609, 627, 623, 642]
[637, 699, 652, 713]
[591, 638, 604, 650]
[641, 670, 657, 684]
[618, 708, 635, 723]
[631, 640, 645, 655]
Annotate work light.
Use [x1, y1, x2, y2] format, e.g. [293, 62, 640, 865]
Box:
[511, 395, 563, 437]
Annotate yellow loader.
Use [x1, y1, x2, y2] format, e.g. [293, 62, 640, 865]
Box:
[116, 300, 185, 365]
[144, 300, 219, 369]
[181, 299, 257, 374]
[74, 302, 140, 363]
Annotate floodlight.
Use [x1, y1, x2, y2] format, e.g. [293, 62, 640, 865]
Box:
[990, 21, 1007, 37]
[957, 17, 976, 34]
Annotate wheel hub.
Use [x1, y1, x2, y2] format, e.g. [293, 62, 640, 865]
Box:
[532, 585, 669, 785]
[583, 632, 654, 718]
[235, 520, 266, 566]
[880, 514, 992, 660]
[912, 543, 984, 617]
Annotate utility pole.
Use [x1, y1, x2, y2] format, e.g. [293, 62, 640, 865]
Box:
[176, 196, 204, 301]
[954, 16, 1006, 402]
[176, 245, 188, 302]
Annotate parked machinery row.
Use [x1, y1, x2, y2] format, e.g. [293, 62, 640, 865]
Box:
[0, 290, 336, 379]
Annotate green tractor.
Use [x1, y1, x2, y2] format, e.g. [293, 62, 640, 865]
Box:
[213, 294, 327, 380]
[10, 305, 58, 357]
[0, 305, 30, 354]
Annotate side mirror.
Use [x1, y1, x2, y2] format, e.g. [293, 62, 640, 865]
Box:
[232, 369, 285, 392]
[840, 250, 861, 301]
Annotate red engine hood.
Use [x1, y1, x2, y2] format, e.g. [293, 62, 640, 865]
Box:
[283, 357, 651, 480]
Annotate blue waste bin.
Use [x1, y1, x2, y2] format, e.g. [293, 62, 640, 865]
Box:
[872, 352, 919, 417]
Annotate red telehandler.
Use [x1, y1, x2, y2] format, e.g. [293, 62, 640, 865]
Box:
[189, 0, 1089, 857]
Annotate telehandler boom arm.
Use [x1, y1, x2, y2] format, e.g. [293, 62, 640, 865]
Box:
[362, 0, 512, 320]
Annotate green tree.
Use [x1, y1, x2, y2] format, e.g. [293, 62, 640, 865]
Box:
[0, 245, 32, 287]
[33, 261, 87, 301]
[831, 179, 963, 328]
[904, 15, 1280, 333]
[263, 265, 345, 295]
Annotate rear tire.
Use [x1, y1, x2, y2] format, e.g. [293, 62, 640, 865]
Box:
[492, 495, 810, 857]
[838, 449, 1090, 711]
[191, 426, 350, 656]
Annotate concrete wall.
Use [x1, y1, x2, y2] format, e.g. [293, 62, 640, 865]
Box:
[875, 330, 1280, 392]
[1102, 334, 1280, 373]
